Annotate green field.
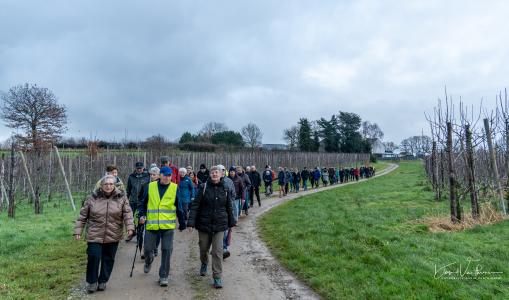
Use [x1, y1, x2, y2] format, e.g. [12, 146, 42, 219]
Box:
[0, 202, 86, 300]
[259, 161, 509, 299]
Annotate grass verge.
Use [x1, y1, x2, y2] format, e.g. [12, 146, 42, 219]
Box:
[259, 161, 509, 299]
[0, 202, 86, 299]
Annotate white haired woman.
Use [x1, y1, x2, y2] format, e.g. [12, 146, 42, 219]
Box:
[178, 167, 196, 227]
[74, 175, 134, 293]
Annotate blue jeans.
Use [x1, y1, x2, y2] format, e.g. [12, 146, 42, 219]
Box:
[302, 180, 308, 190]
[295, 182, 300, 192]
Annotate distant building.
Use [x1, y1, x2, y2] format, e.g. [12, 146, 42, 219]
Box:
[262, 144, 288, 150]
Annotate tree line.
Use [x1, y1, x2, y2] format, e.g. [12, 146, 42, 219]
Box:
[283, 112, 383, 153]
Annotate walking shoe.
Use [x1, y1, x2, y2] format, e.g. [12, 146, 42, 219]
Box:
[213, 278, 223, 289]
[154, 248, 158, 257]
[97, 282, 106, 291]
[144, 262, 152, 273]
[159, 277, 168, 287]
[141, 253, 145, 259]
[86, 282, 98, 294]
[200, 263, 207, 276]
[223, 250, 230, 259]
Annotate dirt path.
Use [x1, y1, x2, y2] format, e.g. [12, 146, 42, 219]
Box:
[79, 163, 398, 300]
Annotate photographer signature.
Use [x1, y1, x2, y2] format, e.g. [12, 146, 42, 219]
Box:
[434, 258, 503, 279]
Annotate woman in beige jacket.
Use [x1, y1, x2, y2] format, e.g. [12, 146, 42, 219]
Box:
[74, 175, 135, 293]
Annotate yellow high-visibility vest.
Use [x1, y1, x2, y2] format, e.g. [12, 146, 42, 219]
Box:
[146, 181, 177, 230]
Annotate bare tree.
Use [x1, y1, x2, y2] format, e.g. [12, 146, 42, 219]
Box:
[241, 123, 263, 149]
[144, 134, 168, 153]
[199, 122, 228, 140]
[400, 135, 432, 155]
[283, 126, 299, 150]
[361, 121, 384, 140]
[1, 83, 67, 151]
[383, 141, 398, 152]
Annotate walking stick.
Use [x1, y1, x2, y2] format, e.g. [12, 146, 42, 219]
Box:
[130, 224, 141, 278]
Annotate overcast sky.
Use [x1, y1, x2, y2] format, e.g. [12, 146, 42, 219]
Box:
[1, 0, 508, 144]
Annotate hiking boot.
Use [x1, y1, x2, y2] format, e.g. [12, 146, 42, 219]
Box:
[159, 277, 168, 287]
[223, 250, 230, 259]
[97, 282, 106, 291]
[200, 263, 207, 276]
[87, 282, 98, 294]
[144, 262, 152, 273]
[213, 278, 223, 289]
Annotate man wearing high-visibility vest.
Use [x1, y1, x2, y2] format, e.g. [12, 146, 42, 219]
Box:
[138, 166, 185, 287]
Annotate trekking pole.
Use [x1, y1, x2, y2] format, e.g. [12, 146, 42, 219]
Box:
[130, 224, 140, 278]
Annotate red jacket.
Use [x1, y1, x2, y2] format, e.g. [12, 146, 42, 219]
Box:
[160, 164, 180, 184]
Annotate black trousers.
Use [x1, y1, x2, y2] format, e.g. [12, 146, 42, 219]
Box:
[249, 186, 261, 206]
[86, 242, 119, 284]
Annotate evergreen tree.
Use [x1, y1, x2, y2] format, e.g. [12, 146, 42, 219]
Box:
[298, 118, 313, 151]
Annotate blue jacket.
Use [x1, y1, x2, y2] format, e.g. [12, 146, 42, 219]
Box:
[278, 171, 285, 184]
[177, 176, 196, 205]
[313, 169, 321, 180]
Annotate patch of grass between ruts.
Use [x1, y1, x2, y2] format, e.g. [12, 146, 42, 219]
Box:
[259, 161, 509, 300]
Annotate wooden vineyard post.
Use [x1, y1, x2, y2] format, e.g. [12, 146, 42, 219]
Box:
[446, 121, 460, 222]
[484, 118, 506, 215]
[54, 146, 76, 211]
[19, 151, 36, 203]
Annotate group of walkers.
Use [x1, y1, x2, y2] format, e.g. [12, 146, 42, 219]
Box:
[274, 165, 375, 197]
[73, 156, 374, 293]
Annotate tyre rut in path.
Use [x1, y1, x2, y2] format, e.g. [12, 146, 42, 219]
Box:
[80, 163, 398, 300]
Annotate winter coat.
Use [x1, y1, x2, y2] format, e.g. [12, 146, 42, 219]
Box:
[301, 169, 310, 180]
[322, 170, 329, 182]
[188, 177, 235, 233]
[239, 172, 252, 192]
[223, 176, 236, 200]
[263, 169, 273, 183]
[229, 174, 245, 199]
[177, 176, 196, 204]
[250, 171, 262, 188]
[278, 171, 285, 185]
[292, 171, 301, 184]
[197, 169, 209, 184]
[313, 169, 321, 180]
[126, 170, 150, 205]
[284, 171, 292, 183]
[74, 189, 134, 243]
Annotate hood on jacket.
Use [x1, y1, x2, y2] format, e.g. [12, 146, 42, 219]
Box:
[93, 187, 125, 199]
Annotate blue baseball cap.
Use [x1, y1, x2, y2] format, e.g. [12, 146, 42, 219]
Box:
[160, 166, 173, 176]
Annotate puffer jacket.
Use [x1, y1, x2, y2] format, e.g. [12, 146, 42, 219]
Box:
[74, 189, 134, 243]
[188, 177, 235, 233]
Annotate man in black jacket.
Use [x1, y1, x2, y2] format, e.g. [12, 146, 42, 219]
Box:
[197, 163, 209, 185]
[188, 166, 235, 289]
[301, 167, 310, 191]
[249, 165, 262, 207]
[125, 162, 150, 241]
